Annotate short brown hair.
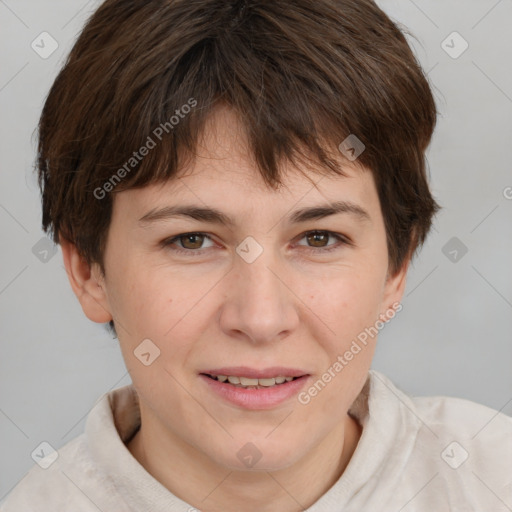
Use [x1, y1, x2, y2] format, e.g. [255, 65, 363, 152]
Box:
[37, 0, 440, 280]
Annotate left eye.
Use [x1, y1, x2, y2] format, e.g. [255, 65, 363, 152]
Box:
[161, 230, 350, 255]
[296, 230, 348, 251]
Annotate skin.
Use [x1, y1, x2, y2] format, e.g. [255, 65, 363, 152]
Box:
[61, 105, 409, 512]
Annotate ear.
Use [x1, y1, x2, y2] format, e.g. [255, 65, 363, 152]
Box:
[60, 236, 113, 323]
[380, 256, 410, 317]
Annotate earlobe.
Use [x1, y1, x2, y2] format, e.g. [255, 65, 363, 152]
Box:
[60, 236, 113, 324]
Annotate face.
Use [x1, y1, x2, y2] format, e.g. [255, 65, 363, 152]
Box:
[66, 105, 407, 472]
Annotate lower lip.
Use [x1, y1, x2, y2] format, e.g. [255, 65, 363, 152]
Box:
[199, 374, 310, 410]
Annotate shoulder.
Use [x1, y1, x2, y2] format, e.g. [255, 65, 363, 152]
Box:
[367, 372, 512, 510]
[370, 371, 512, 440]
[402, 381, 511, 508]
[0, 434, 117, 512]
[412, 391, 512, 442]
[412, 391, 512, 479]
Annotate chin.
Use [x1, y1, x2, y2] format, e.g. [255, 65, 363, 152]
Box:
[209, 438, 302, 473]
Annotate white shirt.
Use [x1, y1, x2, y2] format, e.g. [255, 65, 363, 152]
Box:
[1, 370, 511, 511]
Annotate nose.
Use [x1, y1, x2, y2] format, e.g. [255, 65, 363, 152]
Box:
[218, 248, 300, 344]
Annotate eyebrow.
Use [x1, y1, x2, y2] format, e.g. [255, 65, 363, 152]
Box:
[138, 200, 371, 227]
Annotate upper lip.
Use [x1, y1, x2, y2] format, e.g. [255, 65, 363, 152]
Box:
[200, 367, 309, 379]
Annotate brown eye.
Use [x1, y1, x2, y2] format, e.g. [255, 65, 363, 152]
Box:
[296, 230, 351, 254]
[179, 234, 205, 249]
[161, 232, 215, 253]
[306, 232, 330, 247]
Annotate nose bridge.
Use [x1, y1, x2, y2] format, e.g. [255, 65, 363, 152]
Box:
[241, 256, 281, 306]
[220, 243, 298, 342]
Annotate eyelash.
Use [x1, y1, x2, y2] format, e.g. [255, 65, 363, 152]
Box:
[160, 230, 352, 257]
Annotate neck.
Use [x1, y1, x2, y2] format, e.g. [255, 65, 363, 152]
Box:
[127, 412, 362, 512]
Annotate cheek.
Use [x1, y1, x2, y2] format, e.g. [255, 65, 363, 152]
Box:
[308, 271, 384, 334]
[103, 262, 171, 345]
[112, 267, 215, 369]
[306, 279, 380, 411]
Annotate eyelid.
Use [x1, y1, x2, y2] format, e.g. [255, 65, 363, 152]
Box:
[161, 230, 352, 255]
[294, 230, 353, 249]
[161, 232, 215, 254]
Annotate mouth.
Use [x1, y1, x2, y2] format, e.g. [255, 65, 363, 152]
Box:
[201, 373, 303, 389]
[199, 370, 310, 409]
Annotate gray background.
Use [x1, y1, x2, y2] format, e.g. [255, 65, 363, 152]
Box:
[1, 0, 511, 502]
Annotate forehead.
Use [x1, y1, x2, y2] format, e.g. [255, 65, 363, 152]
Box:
[113, 106, 379, 223]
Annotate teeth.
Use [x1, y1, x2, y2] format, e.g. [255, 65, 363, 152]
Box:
[240, 377, 259, 386]
[258, 378, 278, 387]
[211, 374, 298, 388]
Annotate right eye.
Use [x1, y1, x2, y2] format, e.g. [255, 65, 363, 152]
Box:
[160, 232, 216, 255]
